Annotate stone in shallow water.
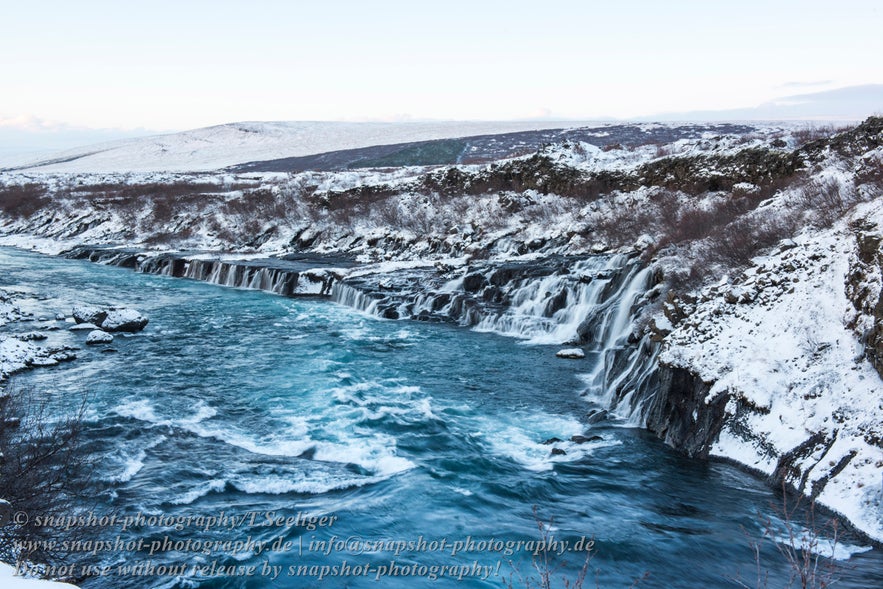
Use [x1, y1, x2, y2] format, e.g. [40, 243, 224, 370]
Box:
[541, 437, 564, 445]
[72, 305, 107, 325]
[29, 357, 59, 367]
[102, 309, 148, 333]
[50, 351, 77, 362]
[71, 306, 148, 332]
[571, 434, 603, 444]
[18, 331, 47, 341]
[86, 330, 114, 345]
[556, 348, 585, 359]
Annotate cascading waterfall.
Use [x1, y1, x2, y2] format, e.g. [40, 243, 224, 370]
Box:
[169, 258, 333, 296]
[330, 253, 662, 425]
[469, 255, 643, 344]
[331, 282, 383, 316]
[62, 246, 336, 298]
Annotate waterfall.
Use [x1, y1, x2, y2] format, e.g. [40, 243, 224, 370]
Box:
[329, 253, 662, 425]
[469, 255, 647, 345]
[330, 255, 653, 347]
[331, 282, 382, 315]
[63, 246, 338, 299]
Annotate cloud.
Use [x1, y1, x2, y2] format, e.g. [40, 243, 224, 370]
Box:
[780, 80, 834, 89]
[0, 115, 73, 132]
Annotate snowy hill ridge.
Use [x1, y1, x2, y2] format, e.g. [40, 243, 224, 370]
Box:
[0, 120, 605, 174]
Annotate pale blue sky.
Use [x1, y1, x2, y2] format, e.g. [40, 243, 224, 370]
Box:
[1, 0, 881, 136]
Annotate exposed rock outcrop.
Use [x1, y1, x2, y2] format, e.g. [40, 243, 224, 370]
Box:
[845, 222, 883, 378]
[641, 365, 729, 459]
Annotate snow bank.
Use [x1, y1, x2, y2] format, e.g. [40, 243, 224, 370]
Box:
[0, 564, 78, 589]
[0, 336, 39, 381]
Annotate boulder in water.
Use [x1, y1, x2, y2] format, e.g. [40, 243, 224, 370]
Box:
[70, 322, 100, 331]
[571, 434, 603, 444]
[86, 330, 114, 345]
[541, 437, 564, 445]
[556, 348, 585, 359]
[72, 305, 107, 325]
[586, 409, 608, 425]
[101, 309, 148, 332]
[72, 305, 148, 332]
[18, 331, 47, 341]
[51, 350, 77, 363]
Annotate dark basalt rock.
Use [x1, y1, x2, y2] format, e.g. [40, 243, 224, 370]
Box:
[462, 273, 487, 292]
[586, 410, 608, 424]
[846, 227, 883, 378]
[545, 288, 569, 315]
[571, 435, 602, 444]
[642, 365, 729, 459]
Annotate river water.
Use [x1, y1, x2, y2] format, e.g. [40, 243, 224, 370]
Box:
[1, 247, 880, 588]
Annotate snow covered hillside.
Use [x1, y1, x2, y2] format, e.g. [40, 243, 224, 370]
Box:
[659, 201, 883, 541]
[0, 120, 604, 173]
[1, 118, 881, 543]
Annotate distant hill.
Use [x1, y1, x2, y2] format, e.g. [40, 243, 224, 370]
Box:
[0, 120, 607, 174]
[646, 84, 883, 122]
[227, 123, 759, 173]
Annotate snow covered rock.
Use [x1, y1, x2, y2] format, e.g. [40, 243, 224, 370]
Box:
[18, 332, 47, 341]
[0, 337, 39, 380]
[85, 330, 114, 345]
[69, 323, 100, 331]
[72, 305, 107, 325]
[556, 348, 585, 359]
[47, 349, 77, 364]
[101, 309, 148, 332]
[71, 306, 148, 332]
